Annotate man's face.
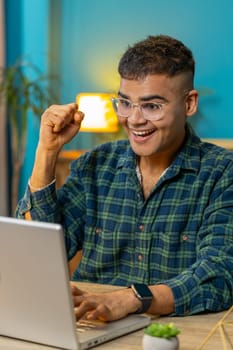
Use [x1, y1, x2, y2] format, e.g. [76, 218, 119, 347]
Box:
[118, 74, 197, 158]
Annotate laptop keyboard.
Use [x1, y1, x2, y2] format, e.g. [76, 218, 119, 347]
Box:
[76, 320, 106, 332]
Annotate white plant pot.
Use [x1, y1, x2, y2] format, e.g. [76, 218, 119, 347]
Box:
[142, 334, 179, 350]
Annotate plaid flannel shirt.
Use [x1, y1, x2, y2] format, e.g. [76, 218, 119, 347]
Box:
[16, 125, 233, 315]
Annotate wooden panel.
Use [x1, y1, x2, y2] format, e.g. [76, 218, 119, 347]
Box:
[202, 139, 233, 150]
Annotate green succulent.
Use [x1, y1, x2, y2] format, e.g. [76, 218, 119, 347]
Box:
[144, 322, 180, 339]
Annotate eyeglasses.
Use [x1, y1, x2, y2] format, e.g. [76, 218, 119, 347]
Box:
[111, 97, 166, 121]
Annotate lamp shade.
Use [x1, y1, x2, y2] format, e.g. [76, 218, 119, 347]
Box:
[76, 93, 118, 132]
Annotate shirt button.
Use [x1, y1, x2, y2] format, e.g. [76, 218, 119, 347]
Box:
[139, 224, 144, 231]
[137, 254, 143, 261]
[182, 234, 188, 241]
[95, 228, 101, 234]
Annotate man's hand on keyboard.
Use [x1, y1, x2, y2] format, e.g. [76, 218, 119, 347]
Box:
[71, 284, 141, 322]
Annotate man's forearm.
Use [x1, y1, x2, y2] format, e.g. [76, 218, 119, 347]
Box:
[148, 284, 175, 315]
[29, 145, 59, 192]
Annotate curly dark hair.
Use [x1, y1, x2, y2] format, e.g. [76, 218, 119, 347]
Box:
[118, 35, 195, 80]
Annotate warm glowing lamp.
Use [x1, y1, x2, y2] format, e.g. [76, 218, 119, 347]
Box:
[76, 93, 118, 132]
[57, 93, 119, 189]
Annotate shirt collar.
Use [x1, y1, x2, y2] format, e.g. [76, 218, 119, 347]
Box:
[172, 124, 202, 174]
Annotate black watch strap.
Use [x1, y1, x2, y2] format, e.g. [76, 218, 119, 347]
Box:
[131, 283, 153, 314]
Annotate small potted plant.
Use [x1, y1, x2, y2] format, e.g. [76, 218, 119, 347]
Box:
[142, 322, 180, 350]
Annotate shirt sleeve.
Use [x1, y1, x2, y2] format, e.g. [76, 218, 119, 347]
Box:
[15, 181, 59, 222]
[159, 165, 233, 316]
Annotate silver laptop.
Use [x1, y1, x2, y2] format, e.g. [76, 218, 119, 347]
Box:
[0, 216, 151, 349]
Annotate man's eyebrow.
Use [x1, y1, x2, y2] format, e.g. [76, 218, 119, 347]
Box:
[118, 91, 168, 102]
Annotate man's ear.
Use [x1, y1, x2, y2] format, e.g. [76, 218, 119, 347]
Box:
[185, 89, 198, 116]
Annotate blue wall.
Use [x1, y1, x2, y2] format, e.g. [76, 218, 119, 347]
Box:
[59, 0, 233, 140]
[5, 0, 51, 200]
[5, 0, 233, 199]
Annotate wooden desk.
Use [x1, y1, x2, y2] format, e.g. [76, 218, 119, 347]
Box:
[0, 282, 232, 350]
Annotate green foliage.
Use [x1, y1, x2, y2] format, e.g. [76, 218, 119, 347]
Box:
[144, 322, 180, 339]
[0, 59, 59, 162]
[0, 58, 60, 213]
[0, 59, 59, 128]
[0, 59, 59, 112]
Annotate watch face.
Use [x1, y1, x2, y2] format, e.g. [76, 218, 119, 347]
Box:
[133, 283, 153, 297]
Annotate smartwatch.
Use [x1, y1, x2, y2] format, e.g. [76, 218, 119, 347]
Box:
[131, 283, 153, 314]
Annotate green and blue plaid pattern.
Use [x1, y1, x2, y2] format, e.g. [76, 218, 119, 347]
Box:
[16, 125, 233, 315]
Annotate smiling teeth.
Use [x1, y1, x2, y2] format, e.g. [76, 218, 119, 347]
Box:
[133, 128, 155, 136]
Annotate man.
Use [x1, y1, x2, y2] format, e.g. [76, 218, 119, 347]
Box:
[16, 35, 233, 322]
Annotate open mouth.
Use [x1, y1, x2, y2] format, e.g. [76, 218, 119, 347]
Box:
[132, 127, 156, 138]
